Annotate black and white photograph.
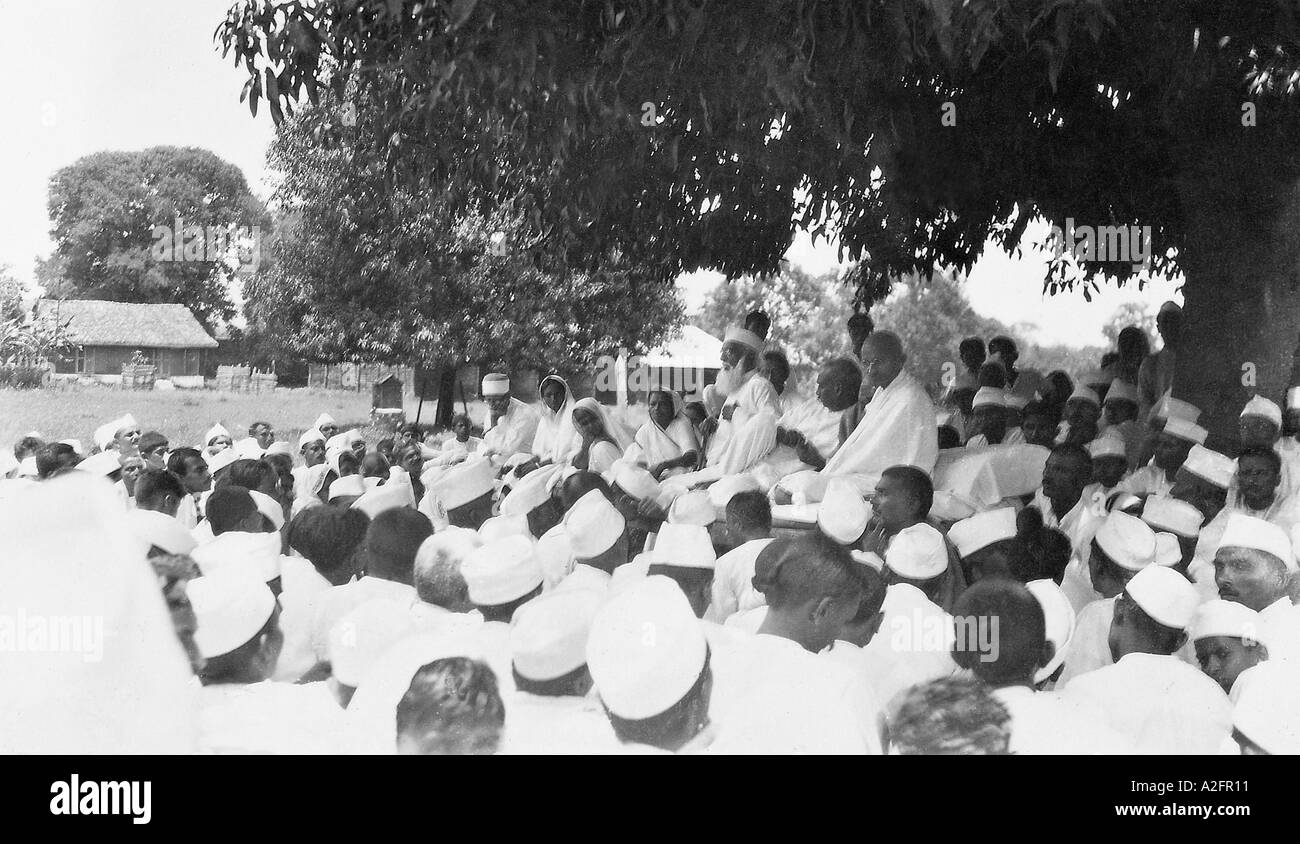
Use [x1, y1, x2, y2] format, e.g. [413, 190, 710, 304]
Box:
[0, 0, 1296, 806]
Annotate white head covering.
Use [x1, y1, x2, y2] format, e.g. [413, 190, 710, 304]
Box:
[187, 572, 276, 658]
[707, 473, 760, 510]
[648, 523, 715, 569]
[723, 326, 763, 353]
[313, 413, 337, 429]
[667, 490, 716, 526]
[234, 438, 266, 460]
[499, 464, 562, 516]
[1191, 599, 1262, 644]
[571, 397, 635, 453]
[611, 461, 662, 501]
[1218, 514, 1295, 572]
[0, 473, 196, 753]
[76, 450, 122, 477]
[205, 447, 239, 475]
[564, 489, 626, 559]
[481, 373, 511, 397]
[1232, 663, 1300, 754]
[247, 490, 286, 530]
[430, 457, 495, 510]
[1125, 566, 1199, 630]
[298, 428, 326, 450]
[1287, 386, 1300, 412]
[1067, 385, 1100, 407]
[351, 481, 416, 519]
[58, 438, 84, 456]
[816, 477, 871, 545]
[884, 523, 948, 580]
[972, 387, 1007, 409]
[1026, 578, 1075, 684]
[1140, 496, 1202, 538]
[1153, 532, 1182, 568]
[1154, 393, 1201, 423]
[327, 598, 420, 688]
[510, 588, 603, 682]
[328, 474, 367, 501]
[1241, 395, 1282, 429]
[127, 509, 197, 556]
[587, 575, 707, 720]
[1086, 433, 1127, 460]
[265, 441, 293, 457]
[947, 508, 1017, 558]
[1181, 444, 1235, 489]
[205, 423, 231, 445]
[534, 374, 580, 464]
[461, 535, 544, 606]
[477, 513, 531, 544]
[1161, 416, 1208, 445]
[1094, 511, 1157, 572]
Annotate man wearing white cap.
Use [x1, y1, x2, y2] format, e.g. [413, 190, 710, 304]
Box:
[190, 487, 286, 588]
[1063, 566, 1231, 754]
[1235, 394, 1300, 500]
[1116, 415, 1207, 498]
[852, 522, 960, 706]
[1057, 511, 1159, 684]
[1210, 513, 1300, 662]
[460, 534, 545, 684]
[1191, 449, 1300, 576]
[708, 491, 775, 623]
[706, 535, 883, 754]
[695, 325, 781, 476]
[190, 573, 345, 753]
[478, 373, 540, 468]
[948, 507, 1018, 584]
[964, 387, 1011, 447]
[1030, 443, 1103, 573]
[293, 428, 327, 503]
[586, 576, 716, 753]
[502, 589, 620, 754]
[1190, 600, 1268, 695]
[423, 456, 496, 530]
[622, 522, 717, 616]
[1136, 301, 1182, 420]
[951, 578, 1131, 753]
[1099, 379, 1144, 467]
[778, 332, 938, 503]
[1082, 432, 1130, 512]
[561, 489, 628, 589]
[1170, 443, 1233, 533]
[1055, 386, 1101, 446]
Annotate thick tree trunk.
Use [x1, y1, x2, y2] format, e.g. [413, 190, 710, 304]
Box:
[433, 367, 457, 429]
[1172, 154, 1300, 452]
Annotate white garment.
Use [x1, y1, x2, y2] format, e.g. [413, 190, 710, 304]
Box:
[1056, 597, 1115, 687]
[705, 369, 782, 473]
[190, 530, 284, 584]
[853, 583, 958, 708]
[706, 538, 775, 623]
[816, 369, 938, 493]
[1192, 497, 1300, 572]
[1064, 652, 1232, 754]
[480, 398, 541, 465]
[434, 436, 483, 467]
[704, 624, 882, 754]
[309, 577, 419, 662]
[176, 490, 208, 530]
[501, 691, 621, 755]
[632, 398, 700, 477]
[197, 680, 345, 754]
[531, 376, 581, 464]
[990, 686, 1133, 754]
[274, 555, 339, 681]
[1116, 463, 1175, 498]
[749, 398, 846, 486]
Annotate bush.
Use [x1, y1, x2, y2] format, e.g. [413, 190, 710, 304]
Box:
[0, 365, 47, 389]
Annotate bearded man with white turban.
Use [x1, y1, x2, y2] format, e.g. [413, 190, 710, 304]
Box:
[478, 373, 541, 468]
[697, 326, 782, 476]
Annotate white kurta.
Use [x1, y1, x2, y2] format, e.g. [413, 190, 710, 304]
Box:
[990, 685, 1133, 754]
[197, 681, 345, 754]
[706, 538, 775, 623]
[1063, 652, 1232, 754]
[705, 370, 782, 474]
[501, 691, 621, 755]
[703, 624, 882, 754]
[308, 577, 419, 663]
[852, 583, 959, 708]
[1056, 597, 1115, 688]
[817, 370, 939, 493]
[480, 399, 541, 465]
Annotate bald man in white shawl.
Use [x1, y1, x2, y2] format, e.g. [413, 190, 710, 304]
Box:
[750, 356, 864, 490]
[776, 332, 938, 502]
[478, 373, 540, 467]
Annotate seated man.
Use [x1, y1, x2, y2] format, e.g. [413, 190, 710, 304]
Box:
[700, 326, 782, 475]
[1191, 448, 1300, 575]
[776, 331, 938, 502]
[964, 388, 1010, 447]
[478, 373, 540, 469]
[1116, 415, 1206, 498]
[748, 356, 864, 488]
[1190, 600, 1268, 695]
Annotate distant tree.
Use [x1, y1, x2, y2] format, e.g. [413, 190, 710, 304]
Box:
[0, 265, 24, 324]
[40, 147, 267, 329]
[1102, 301, 1159, 350]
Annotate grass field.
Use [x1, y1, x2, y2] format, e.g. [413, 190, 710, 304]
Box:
[0, 384, 650, 451]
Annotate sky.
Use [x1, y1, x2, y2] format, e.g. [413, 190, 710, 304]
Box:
[1, 0, 1182, 348]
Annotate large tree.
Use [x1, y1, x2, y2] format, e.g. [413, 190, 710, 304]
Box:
[217, 0, 1300, 442]
[40, 146, 267, 328]
[252, 95, 682, 423]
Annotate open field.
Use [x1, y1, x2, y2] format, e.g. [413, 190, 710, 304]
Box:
[0, 384, 651, 451]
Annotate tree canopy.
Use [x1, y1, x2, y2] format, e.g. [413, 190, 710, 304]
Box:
[39, 146, 267, 329]
[250, 96, 683, 375]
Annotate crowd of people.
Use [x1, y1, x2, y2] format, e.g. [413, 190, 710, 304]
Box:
[3, 299, 1300, 755]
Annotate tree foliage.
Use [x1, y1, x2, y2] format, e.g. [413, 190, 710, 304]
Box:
[1102, 300, 1157, 350]
[251, 97, 683, 373]
[40, 146, 267, 329]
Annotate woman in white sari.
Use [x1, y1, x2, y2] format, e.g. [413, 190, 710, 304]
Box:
[630, 390, 700, 480]
[570, 398, 634, 475]
[531, 374, 581, 464]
